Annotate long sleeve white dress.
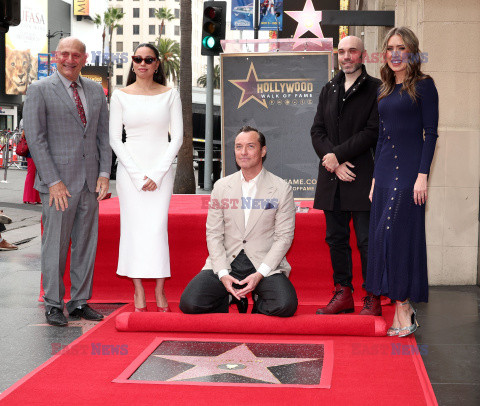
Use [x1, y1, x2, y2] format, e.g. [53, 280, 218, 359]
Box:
[109, 88, 183, 278]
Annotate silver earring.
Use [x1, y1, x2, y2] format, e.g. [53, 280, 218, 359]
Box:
[154, 69, 158, 73]
[132, 67, 135, 72]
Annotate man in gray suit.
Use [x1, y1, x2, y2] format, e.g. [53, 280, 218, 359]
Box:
[24, 37, 111, 326]
[180, 126, 298, 316]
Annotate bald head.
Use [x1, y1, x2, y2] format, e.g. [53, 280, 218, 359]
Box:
[338, 36, 364, 53]
[55, 37, 88, 81]
[337, 36, 364, 75]
[57, 37, 86, 53]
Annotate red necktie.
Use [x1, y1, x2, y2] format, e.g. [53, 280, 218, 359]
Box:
[70, 82, 87, 127]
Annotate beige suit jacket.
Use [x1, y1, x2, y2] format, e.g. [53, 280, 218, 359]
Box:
[203, 168, 296, 277]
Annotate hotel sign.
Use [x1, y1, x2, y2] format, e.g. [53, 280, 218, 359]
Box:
[73, 0, 89, 16]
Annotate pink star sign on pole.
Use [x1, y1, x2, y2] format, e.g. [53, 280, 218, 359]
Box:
[285, 0, 325, 39]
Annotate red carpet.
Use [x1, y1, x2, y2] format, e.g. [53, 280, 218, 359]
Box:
[40, 195, 374, 306]
[0, 304, 437, 406]
[115, 312, 387, 337]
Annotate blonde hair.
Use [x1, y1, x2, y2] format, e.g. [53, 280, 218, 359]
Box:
[378, 27, 430, 103]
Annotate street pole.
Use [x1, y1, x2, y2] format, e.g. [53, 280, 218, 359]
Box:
[47, 29, 51, 77]
[254, 0, 259, 39]
[47, 30, 66, 76]
[203, 54, 214, 191]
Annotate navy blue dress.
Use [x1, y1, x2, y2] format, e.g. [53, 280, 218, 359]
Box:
[366, 78, 438, 303]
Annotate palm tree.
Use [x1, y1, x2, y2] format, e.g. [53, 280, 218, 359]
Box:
[155, 7, 175, 40]
[93, 7, 125, 102]
[104, 7, 125, 102]
[155, 37, 180, 85]
[174, 0, 195, 194]
[93, 13, 106, 65]
[197, 65, 221, 89]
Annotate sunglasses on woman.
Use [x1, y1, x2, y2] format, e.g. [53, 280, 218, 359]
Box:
[131, 56, 157, 64]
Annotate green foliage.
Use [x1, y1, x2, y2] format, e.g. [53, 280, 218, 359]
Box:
[197, 65, 221, 89]
[155, 7, 175, 39]
[155, 37, 180, 84]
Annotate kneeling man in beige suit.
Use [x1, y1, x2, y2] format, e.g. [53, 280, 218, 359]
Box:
[180, 126, 298, 317]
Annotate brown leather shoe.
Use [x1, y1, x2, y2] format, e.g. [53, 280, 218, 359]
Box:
[0, 239, 18, 250]
[359, 293, 382, 316]
[316, 283, 354, 314]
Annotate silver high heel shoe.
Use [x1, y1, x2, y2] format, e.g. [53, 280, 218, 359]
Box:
[387, 327, 400, 336]
[398, 300, 420, 338]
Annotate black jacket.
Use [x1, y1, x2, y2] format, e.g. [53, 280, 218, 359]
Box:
[310, 65, 380, 211]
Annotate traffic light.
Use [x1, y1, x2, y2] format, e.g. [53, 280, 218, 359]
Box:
[201, 1, 227, 56]
[0, 0, 21, 33]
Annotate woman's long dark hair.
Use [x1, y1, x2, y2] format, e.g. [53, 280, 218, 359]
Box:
[126, 43, 166, 86]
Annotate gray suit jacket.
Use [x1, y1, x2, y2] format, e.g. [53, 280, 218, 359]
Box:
[23, 72, 111, 194]
[203, 169, 296, 277]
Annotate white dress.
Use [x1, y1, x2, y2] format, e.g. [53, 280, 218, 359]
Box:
[109, 89, 183, 278]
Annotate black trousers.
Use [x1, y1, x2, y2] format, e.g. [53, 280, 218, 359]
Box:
[179, 251, 298, 317]
[324, 187, 370, 290]
[0, 223, 5, 233]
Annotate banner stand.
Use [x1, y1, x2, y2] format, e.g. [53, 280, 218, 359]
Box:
[220, 39, 333, 199]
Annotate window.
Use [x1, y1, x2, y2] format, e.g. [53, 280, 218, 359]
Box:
[174, 9, 180, 19]
[149, 25, 155, 35]
[174, 25, 179, 36]
[133, 42, 139, 51]
[133, 25, 140, 35]
[149, 8, 155, 18]
[116, 42, 123, 52]
[159, 25, 165, 35]
[133, 8, 140, 18]
[116, 75, 123, 85]
[117, 25, 123, 35]
[116, 63, 123, 69]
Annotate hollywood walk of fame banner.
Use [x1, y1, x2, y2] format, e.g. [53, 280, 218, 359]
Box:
[221, 52, 332, 199]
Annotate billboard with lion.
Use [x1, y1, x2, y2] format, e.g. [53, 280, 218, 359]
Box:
[5, 0, 48, 95]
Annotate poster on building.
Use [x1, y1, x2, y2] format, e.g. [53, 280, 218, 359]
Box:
[37, 54, 57, 80]
[5, 0, 48, 95]
[231, 0, 283, 31]
[259, 0, 283, 31]
[221, 52, 331, 199]
[73, 0, 90, 17]
[81, 66, 108, 97]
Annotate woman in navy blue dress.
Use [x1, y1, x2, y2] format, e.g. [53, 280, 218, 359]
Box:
[366, 27, 438, 337]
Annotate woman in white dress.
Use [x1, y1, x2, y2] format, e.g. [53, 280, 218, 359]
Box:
[109, 43, 183, 312]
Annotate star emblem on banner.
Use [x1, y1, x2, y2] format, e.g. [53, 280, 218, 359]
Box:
[229, 63, 268, 109]
[285, 0, 324, 39]
[154, 343, 319, 384]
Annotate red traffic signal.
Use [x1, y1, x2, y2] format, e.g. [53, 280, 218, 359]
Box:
[204, 6, 222, 20]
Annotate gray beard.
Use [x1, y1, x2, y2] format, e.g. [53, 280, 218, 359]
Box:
[342, 63, 362, 74]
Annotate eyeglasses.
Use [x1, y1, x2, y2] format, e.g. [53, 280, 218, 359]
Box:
[131, 56, 157, 65]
